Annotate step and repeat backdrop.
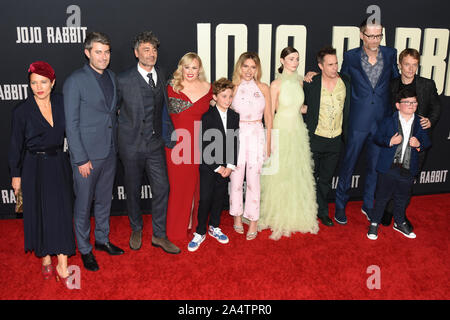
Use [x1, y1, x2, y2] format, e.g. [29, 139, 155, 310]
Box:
[0, 0, 449, 218]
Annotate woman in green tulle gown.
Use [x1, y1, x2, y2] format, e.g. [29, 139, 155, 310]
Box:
[258, 47, 319, 240]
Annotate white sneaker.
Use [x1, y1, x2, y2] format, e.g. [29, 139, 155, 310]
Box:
[208, 226, 229, 244]
[187, 232, 206, 252]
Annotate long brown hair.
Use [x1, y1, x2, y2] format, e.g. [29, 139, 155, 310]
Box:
[278, 46, 299, 73]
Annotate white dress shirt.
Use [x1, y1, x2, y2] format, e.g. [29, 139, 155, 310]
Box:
[137, 63, 157, 86]
[399, 113, 415, 162]
[217, 107, 227, 132]
[214, 107, 236, 172]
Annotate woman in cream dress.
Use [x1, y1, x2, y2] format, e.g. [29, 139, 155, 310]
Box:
[259, 47, 319, 240]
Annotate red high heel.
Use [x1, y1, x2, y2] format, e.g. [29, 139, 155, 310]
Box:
[55, 269, 74, 289]
[42, 264, 54, 280]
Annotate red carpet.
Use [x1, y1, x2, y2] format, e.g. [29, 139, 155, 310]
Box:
[0, 194, 448, 300]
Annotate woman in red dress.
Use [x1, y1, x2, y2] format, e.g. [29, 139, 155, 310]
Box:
[166, 52, 212, 241]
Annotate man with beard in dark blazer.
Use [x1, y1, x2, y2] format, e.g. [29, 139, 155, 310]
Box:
[117, 31, 180, 254]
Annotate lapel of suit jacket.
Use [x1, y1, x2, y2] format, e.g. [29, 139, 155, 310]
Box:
[374, 46, 391, 89]
[353, 47, 373, 88]
[154, 66, 169, 106]
[412, 113, 421, 136]
[213, 107, 226, 136]
[105, 69, 117, 111]
[132, 67, 146, 117]
[311, 73, 322, 118]
[392, 111, 399, 133]
[415, 76, 426, 109]
[83, 64, 107, 109]
[226, 108, 237, 132]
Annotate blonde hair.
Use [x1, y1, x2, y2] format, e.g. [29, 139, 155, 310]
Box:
[171, 52, 206, 93]
[232, 52, 262, 86]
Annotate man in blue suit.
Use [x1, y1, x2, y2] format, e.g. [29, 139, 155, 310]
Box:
[333, 19, 400, 224]
[63, 32, 124, 272]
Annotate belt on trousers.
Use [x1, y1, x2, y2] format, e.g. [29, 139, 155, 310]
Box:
[390, 162, 412, 177]
[28, 148, 62, 156]
[391, 162, 403, 168]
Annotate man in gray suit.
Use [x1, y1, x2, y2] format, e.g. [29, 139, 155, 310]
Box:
[63, 32, 124, 272]
[117, 31, 180, 254]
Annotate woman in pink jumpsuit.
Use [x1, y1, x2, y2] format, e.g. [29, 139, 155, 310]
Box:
[229, 52, 272, 240]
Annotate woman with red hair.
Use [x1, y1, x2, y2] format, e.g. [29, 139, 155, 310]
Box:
[9, 61, 75, 288]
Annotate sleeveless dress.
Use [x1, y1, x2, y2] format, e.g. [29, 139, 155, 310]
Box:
[229, 79, 266, 221]
[165, 84, 212, 240]
[258, 72, 319, 240]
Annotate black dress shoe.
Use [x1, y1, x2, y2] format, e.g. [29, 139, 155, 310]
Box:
[81, 251, 99, 272]
[318, 215, 334, 227]
[95, 242, 125, 255]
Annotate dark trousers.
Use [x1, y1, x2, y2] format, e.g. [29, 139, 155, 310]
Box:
[335, 126, 380, 210]
[371, 166, 414, 224]
[120, 137, 169, 238]
[383, 149, 427, 216]
[72, 148, 116, 255]
[310, 135, 342, 218]
[196, 166, 228, 235]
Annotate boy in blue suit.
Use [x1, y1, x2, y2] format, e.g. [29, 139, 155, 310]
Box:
[367, 89, 431, 240]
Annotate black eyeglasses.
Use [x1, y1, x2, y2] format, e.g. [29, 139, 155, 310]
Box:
[363, 32, 383, 40]
[400, 100, 418, 106]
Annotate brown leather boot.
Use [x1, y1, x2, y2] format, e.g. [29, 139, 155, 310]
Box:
[151, 236, 180, 254]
